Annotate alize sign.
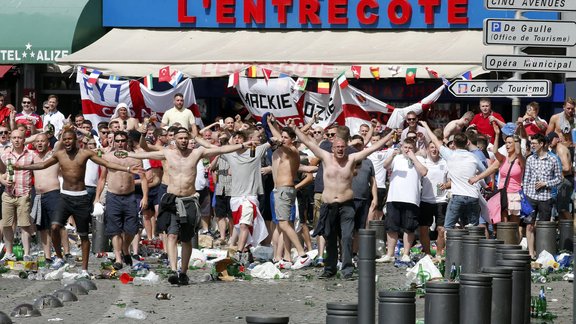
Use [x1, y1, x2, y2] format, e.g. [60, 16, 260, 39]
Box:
[103, 0, 559, 29]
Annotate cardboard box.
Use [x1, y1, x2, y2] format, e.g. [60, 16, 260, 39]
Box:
[6, 261, 37, 271]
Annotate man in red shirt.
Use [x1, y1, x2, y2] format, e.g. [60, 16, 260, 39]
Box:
[521, 101, 547, 137]
[470, 98, 505, 143]
[0, 94, 13, 128]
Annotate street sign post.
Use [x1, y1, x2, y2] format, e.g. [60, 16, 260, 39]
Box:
[448, 80, 551, 98]
[485, 0, 576, 12]
[484, 19, 576, 47]
[483, 54, 576, 73]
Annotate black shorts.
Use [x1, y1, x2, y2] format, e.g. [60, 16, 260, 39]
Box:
[419, 202, 447, 227]
[54, 193, 93, 236]
[385, 201, 419, 233]
[105, 192, 140, 236]
[158, 195, 199, 242]
[527, 197, 554, 222]
[36, 190, 60, 231]
[376, 188, 387, 211]
[157, 184, 168, 207]
[556, 176, 574, 212]
[214, 194, 231, 218]
[353, 199, 370, 230]
[147, 185, 160, 208]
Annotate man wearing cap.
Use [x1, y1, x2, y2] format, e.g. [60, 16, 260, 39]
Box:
[110, 103, 139, 131]
[161, 93, 197, 137]
[524, 133, 562, 258]
[547, 132, 573, 220]
[470, 98, 505, 143]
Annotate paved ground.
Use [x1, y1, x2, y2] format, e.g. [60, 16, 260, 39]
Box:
[0, 255, 573, 323]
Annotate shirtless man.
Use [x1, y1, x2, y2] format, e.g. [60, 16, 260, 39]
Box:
[15, 129, 141, 276]
[110, 103, 139, 131]
[293, 124, 393, 279]
[547, 97, 576, 145]
[30, 133, 69, 267]
[94, 131, 148, 270]
[547, 132, 573, 220]
[121, 128, 253, 285]
[443, 111, 475, 140]
[268, 118, 312, 270]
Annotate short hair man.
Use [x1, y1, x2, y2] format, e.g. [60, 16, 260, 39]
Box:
[469, 98, 505, 143]
[161, 93, 197, 136]
[547, 97, 576, 145]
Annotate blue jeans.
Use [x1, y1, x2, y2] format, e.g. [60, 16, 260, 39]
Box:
[445, 195, 480, 229]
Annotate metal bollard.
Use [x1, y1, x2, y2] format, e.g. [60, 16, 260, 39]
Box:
[482, 267, 513, 324]
[466, 226, 485, 236]
[424, 281, 460, 324]
[535, 221, 557, 255]
[326, 303, 357, 324]
[445, 229, 467, 279]
[497, 260, 530, 324]
[459, 274, 492, 324]
[358, 229, 375, 324]
[496, 222, 520, 245]
[501, 253, 532, 324]
[245, 315, 289, 323]
[378, 290, 415, 324]
[558, 219, 573, 251]
[461, 235, 483, 274]
[478, 239, 504, 269]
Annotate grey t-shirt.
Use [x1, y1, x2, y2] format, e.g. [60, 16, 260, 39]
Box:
[352, 159, 375, 200]
[220, 144, 269, 197]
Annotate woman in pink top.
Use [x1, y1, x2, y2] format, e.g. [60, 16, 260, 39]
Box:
[492, 124, 525, 223]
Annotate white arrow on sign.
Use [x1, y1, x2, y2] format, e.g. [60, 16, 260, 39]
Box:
[485, 0, 576, 11]
[448, 80, 551, 98]
[484, 19, 576, 47]
[483, 54, 576, 73]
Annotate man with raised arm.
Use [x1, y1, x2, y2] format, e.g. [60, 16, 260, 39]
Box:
[292, 122, 393, 279]
[14, 128, 142, 277]
[119, 127, 254, 285]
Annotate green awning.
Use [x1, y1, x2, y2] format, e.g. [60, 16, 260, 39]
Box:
[0, 0, 106, 64]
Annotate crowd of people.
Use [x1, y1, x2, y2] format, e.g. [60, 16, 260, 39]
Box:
[0, 91, 573, 283]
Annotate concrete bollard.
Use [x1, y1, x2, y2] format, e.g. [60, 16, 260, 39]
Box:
[445, 229, 467, 279]
[496, 222, 520, 245]
[357, 229, 376, 324]
[497, 260, 530, 324]
[461, 235, 483, 274]
[478, 239, 504, 269]
[482, 267, 513, 324]
[424, 281, 459, 324]
[326, 303, 357, 324]
[245, 315, 289, 323]
[535, 221, 557, 255]
[459, 274, 492, 324]
[378, 290, 415, 324]
[558, 219, 573, 251]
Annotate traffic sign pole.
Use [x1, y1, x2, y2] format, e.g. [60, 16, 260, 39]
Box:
[512, 11, 522, 122]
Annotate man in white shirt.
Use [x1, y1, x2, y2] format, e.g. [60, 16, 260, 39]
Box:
[421, 121, 486, 229]
[42, 95, 66, 136]
[378, 138, 427, 263]
[161, 93, 197, 136]
[366, 132, 392, 222]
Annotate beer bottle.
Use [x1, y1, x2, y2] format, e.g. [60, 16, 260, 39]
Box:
[6, 159, 14, 182]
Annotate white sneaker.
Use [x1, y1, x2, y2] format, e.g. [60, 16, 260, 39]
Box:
[275, 259, 292, 270]
[78, 270, 90, 279]
[292, 255, 312, 270]
[400, 254, 411, 262]
[375, 255, 394, 263]
[0, 253, 16, 262]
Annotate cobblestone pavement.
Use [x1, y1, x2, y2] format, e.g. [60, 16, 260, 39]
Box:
[0, 257, 573, 323]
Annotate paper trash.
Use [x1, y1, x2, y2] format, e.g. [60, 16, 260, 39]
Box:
[250, 262, 289, 279]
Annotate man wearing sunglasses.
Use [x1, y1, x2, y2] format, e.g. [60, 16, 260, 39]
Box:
[14, 96, 42, 137]
[400, 111, 430, 151]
